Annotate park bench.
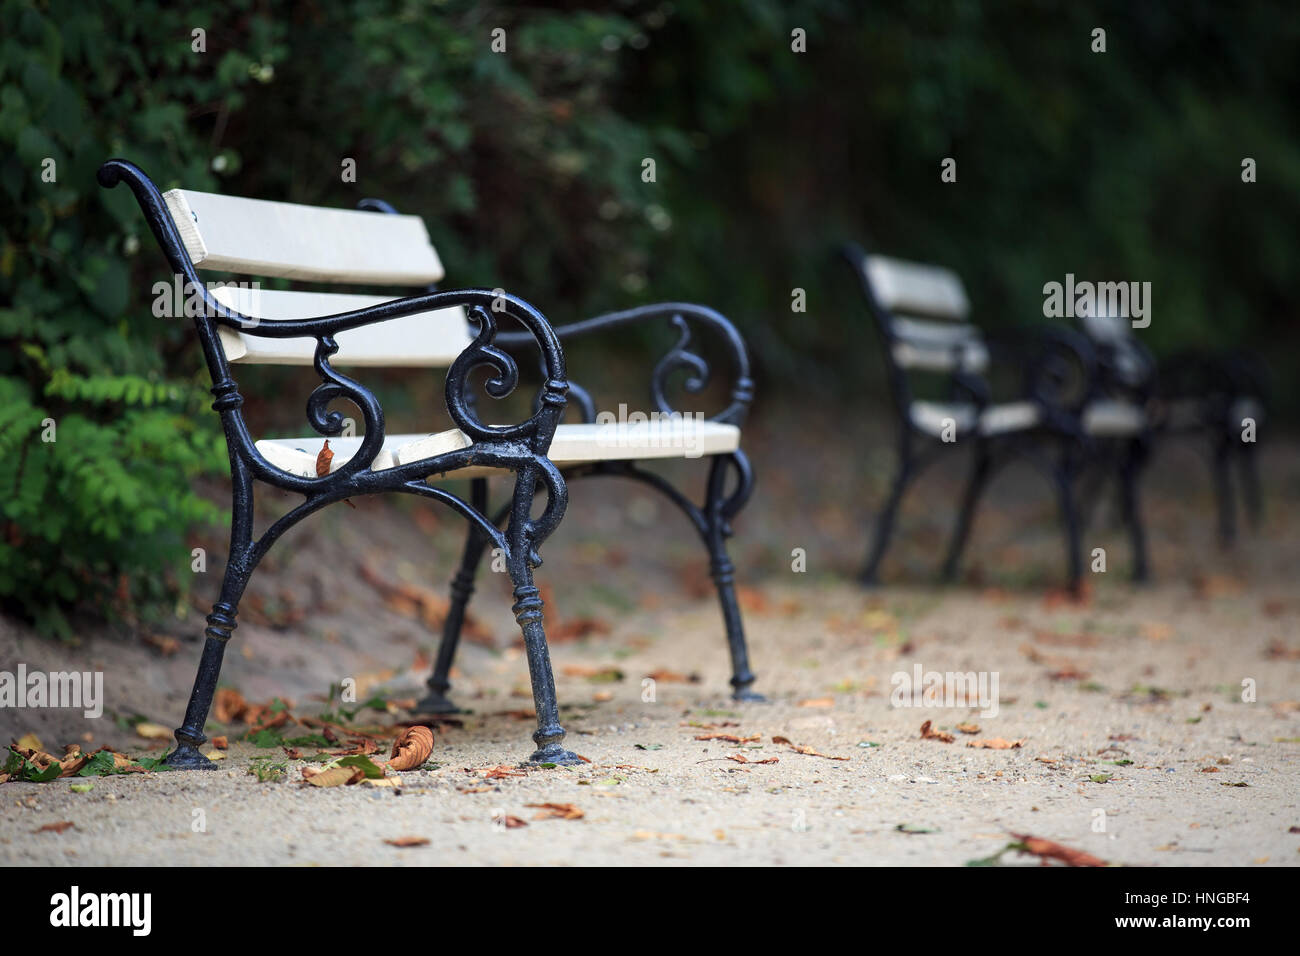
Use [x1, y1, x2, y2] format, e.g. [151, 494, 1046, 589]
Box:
[1077, 310, 1267, 547]
[842, 243, 1153, 590]
[98, 159, 760, 769]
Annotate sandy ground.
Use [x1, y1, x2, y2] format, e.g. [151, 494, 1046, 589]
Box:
[3, 412, 1299, 865]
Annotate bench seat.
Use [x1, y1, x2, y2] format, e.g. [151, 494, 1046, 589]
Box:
[909, 399, 1041, 437]
[256, 420, 742, 479]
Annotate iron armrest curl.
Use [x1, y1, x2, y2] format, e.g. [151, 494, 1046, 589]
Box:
[494, 303, 755, 428]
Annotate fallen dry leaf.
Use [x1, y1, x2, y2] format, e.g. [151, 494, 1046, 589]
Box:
[956, 723, 981, 735]
[384, 836, 429, 847]
[211, 736, 228, 750]
[787, 744, 850, 761]
[797, 697, 835, 708]
[967, 738, 1024, 750]
[35, 821, 75, 834]
[213, 688, 249, 724]
[695, 733, 761, 744]
[1192, 573, 1243, 599]
[920, 720, 955, 743]
[1033, 629, 1101, 648]
[1047, 666, 1089, 681]
[1140, 622, 1173, 642]
[302, 765, 365, 788]
[482, 765, 528, 780]
[561, 664, 623, 682]
[727, 754, 778, 765]
[1011, 832, 1106, 867]
[526, 802, 585, 820]
[771, 735, 792, 745]
[645, 669, 698, 684]
[388, 725, 434, 771]
[550, 617, 612, 642]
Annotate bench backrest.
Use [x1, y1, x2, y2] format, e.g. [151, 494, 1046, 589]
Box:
[164, 188, 472, 366]
[1077, 307, 1150, 389]
[860, 254, 988, 375]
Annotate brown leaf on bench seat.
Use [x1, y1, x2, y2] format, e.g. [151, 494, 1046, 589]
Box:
[388, 726, 434, 771]
[316, 440, 356, 508]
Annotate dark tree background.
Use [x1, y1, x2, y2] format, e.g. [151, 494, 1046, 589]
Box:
[2, 0, 1297, 630]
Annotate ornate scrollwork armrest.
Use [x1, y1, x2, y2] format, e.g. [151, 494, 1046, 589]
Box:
[495, 302, 755, 427]
[97, 158, 569, 490]
[984, 326, 1097, 418]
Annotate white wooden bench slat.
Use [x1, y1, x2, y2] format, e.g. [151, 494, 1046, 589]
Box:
[210, 287, 472, 367]
[890, 314, 988, 372]
[909, 399, 1041, 437]
[866, 255, 970, 319]
[163, 188, 445, 285]
[255, 421, 743, 479]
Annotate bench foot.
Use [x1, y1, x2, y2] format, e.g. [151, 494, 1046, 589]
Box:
[412, 691, 463, 715]
[732, 688, 766, 703]
[163, 741, 217, 771]
[524, 743, 585, 767]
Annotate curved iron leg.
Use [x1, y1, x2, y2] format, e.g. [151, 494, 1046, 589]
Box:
[502, 468, 580, 766]
[1054, 455, 1084, 594]
[1213, 435, 1236, 548]
[417, 478, 489, 714]
[1118, 439, 1151, 582]
[165, 575, 250, 770]
[703, 453, 761, 701]
[1238, 439, 1262, 530]
[861, 457, 911, 586]
[941, 444, 991, 582]
[166, 456, 255, 770]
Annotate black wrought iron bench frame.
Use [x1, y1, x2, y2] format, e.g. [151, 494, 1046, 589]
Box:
[100, 159, 579, 767]
[841, 242, 1134, 591]
[414, 302, 761, 717]
[99, 159, 762, 770]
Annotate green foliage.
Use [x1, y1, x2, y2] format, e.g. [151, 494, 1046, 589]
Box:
[2, 0, 1297, 630]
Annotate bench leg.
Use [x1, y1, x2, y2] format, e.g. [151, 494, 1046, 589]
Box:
[1212, 435, 1236, 548]
[703, 452, 761, 701]
[416, 479, 490, 715]
[511, 573, 581, 766]
[165, 580, 249, 770]
[861, 459, 911, 586]
[1118, 438, 1151, 582]
[940, 444, 991, 582]
[1052, 460, 1084, 594]
[1238, 438, 1262, 530]
[499, 468, 581, 767]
